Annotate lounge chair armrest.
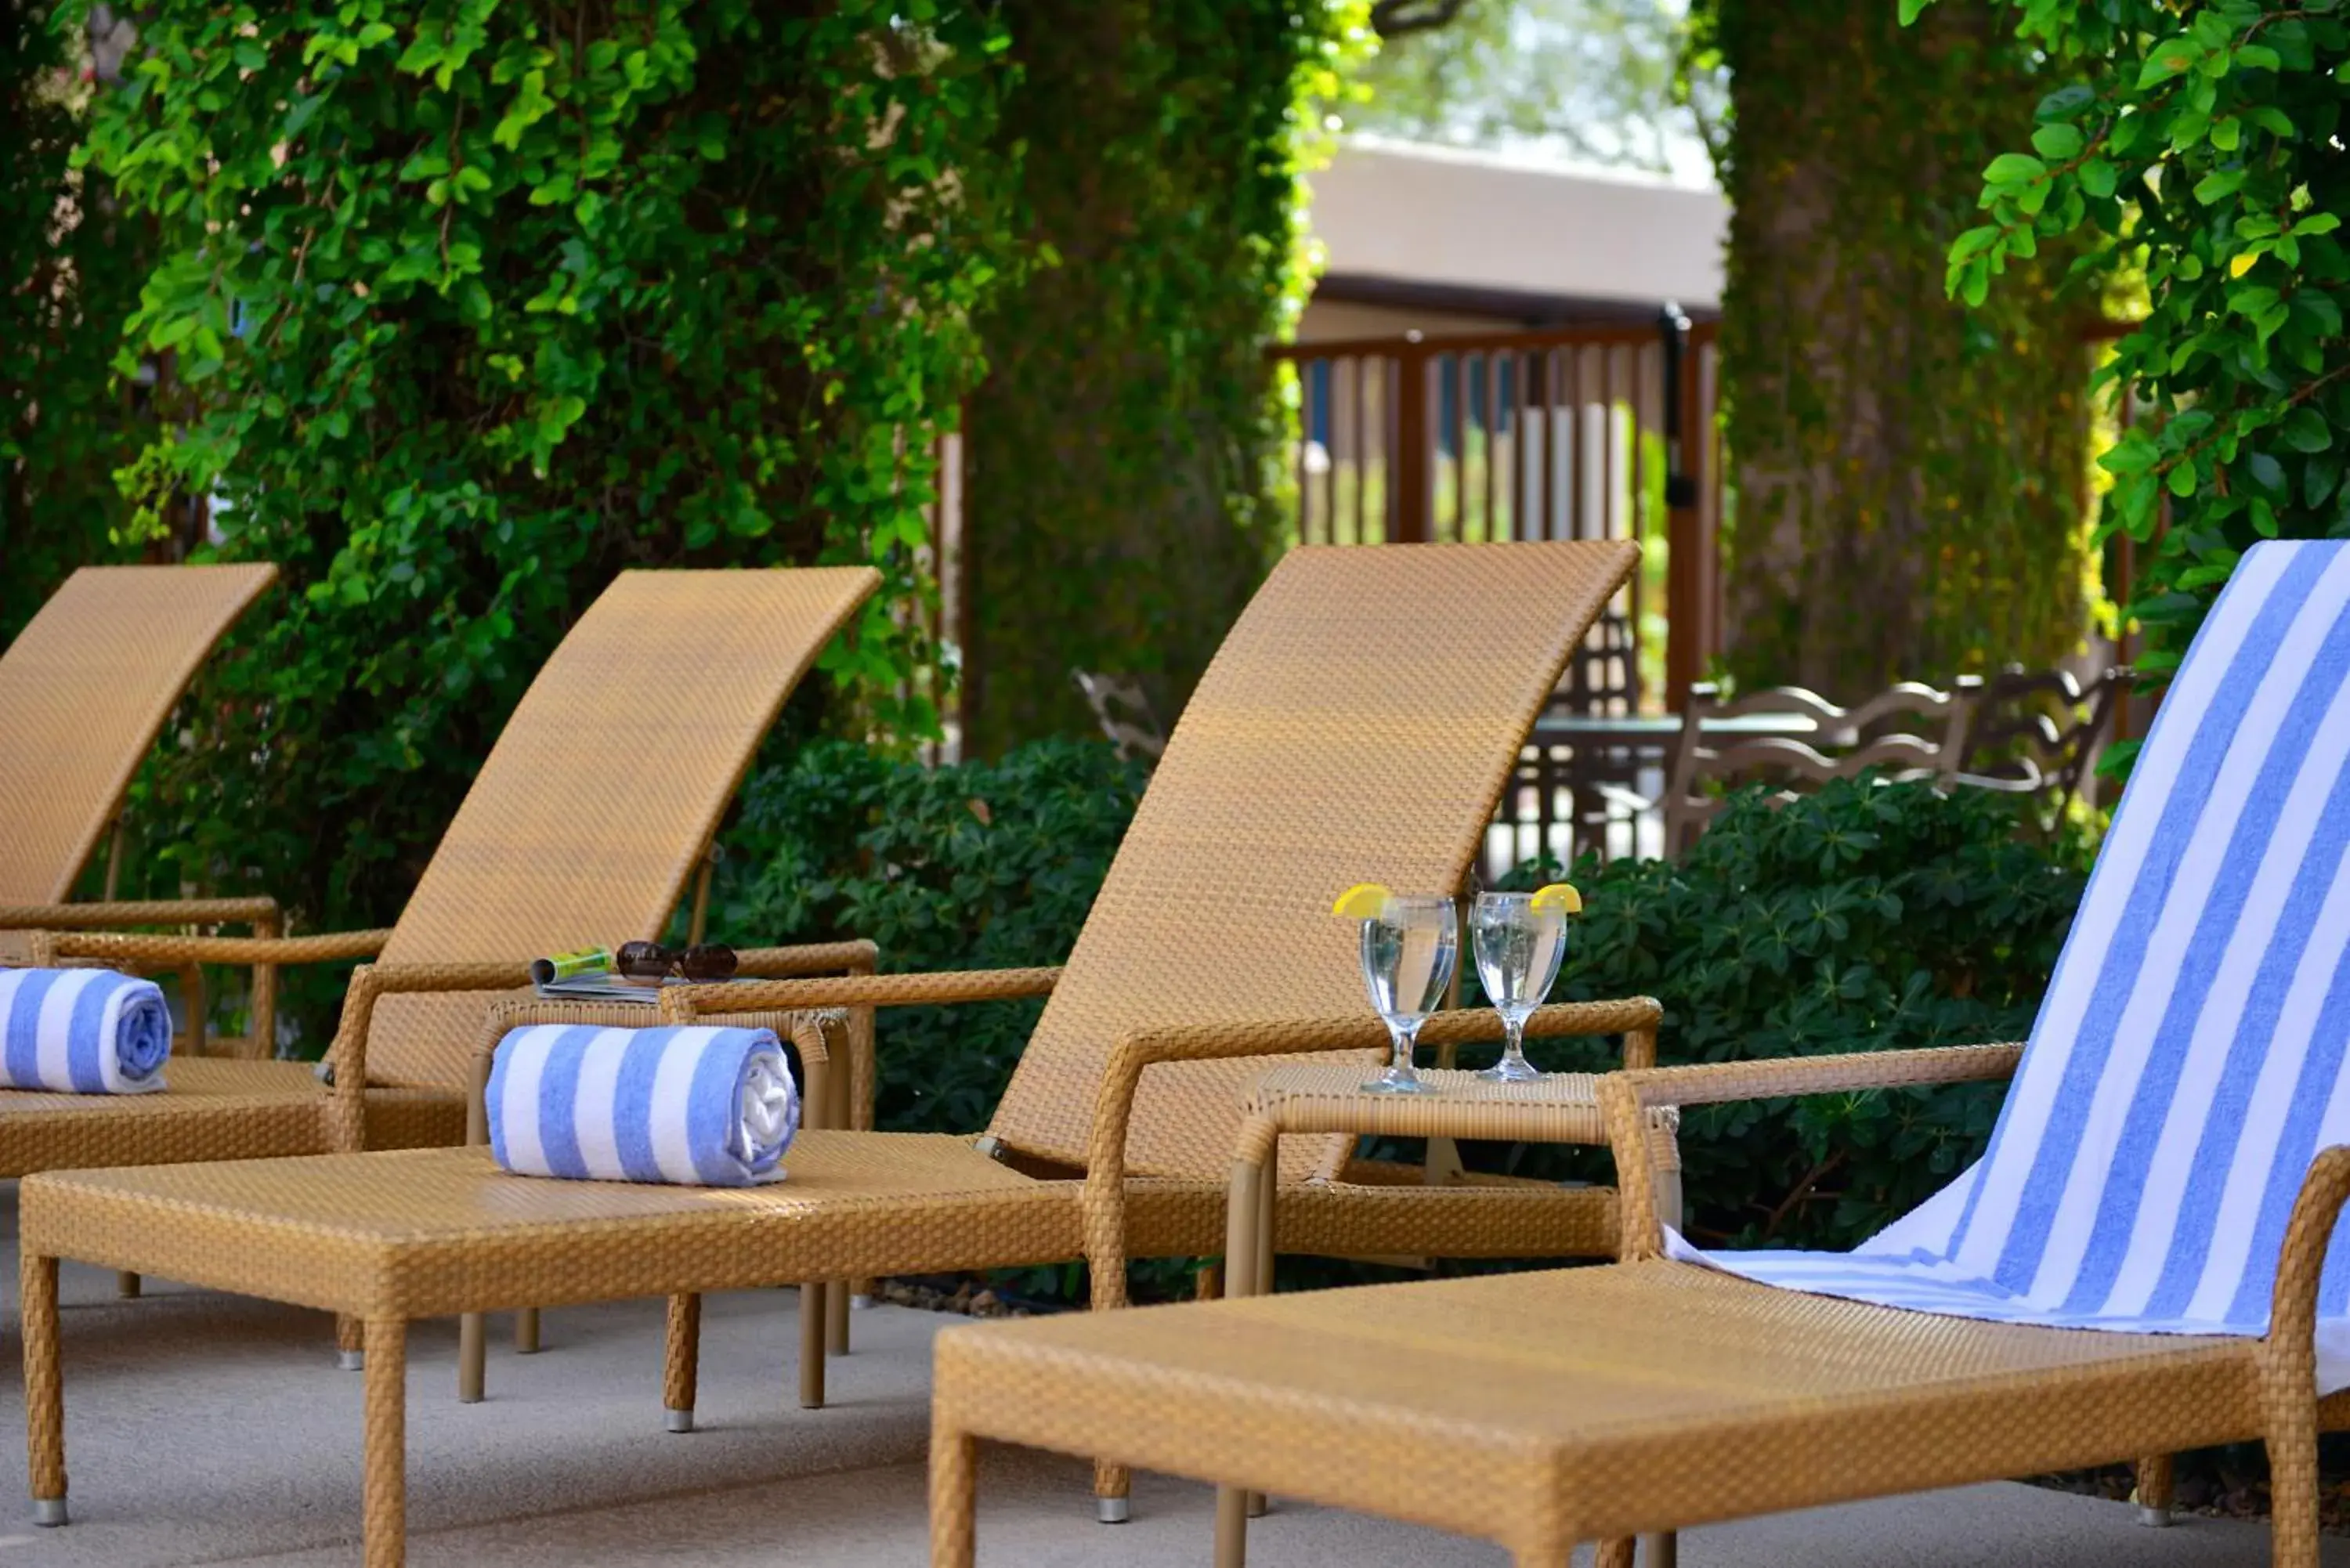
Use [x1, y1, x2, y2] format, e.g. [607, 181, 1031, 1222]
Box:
[1075, 997, 1663, 1310]
[45, 928, 394, 966]
[1596, 1042, 2026, 1262]
[320, 961, 537, 1150]
[733, 939, 880, 979]
[0, 896, 281, 931]
[662, 965, 1061, 1017]
[2264, 1145, 2350, 1405]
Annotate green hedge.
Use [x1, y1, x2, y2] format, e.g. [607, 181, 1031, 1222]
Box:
[718, 744, 2088, 1266]
[711, 737, 1148, 1135]
[1503, 778, 2089, 1250]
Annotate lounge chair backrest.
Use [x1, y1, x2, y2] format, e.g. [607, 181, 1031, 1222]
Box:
[0, 565, 277, 904]
[1931, 539, 2350, 1324]
[985, 540, 1640, 1181]
[367, 569, 877, 1088]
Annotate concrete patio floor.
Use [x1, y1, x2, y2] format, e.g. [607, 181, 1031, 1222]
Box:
[0, 1188, 2340, 1566]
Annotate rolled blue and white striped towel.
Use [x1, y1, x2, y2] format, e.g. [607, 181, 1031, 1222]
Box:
[0, 968, 172, 1094]
[487, 1024, 800, 1187]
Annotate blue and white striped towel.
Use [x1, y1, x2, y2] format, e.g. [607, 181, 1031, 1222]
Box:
[0, 968, 172, 1094]
[1673, 539, 2350, 1389]
[488, 1024, 799, 1187]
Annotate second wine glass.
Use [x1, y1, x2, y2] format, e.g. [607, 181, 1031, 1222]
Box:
[1470, 891, 1568, 1082]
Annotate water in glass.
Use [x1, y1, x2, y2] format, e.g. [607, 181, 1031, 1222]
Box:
[1358, 895, 1458, 1094]
[1471, 892, 1567, 1082]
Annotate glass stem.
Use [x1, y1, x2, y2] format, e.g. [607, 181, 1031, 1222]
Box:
[1499, 1014, 1528, 1072]
[1390, 1020, 1422, 1078]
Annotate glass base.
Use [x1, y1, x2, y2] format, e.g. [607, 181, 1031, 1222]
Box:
[1361, 1069, 1441, 1095]
[1478, 1053, 1543, 1083]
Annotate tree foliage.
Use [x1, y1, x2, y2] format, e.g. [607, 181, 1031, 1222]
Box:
[68, 2, 1022, 1008]
[960, 0, 1360, 752]
[1938, 0, 2350, 761]
[2, 2, 153, 638]
[1343, 0, 1703, 174]
[1701, 0, 2101, 695]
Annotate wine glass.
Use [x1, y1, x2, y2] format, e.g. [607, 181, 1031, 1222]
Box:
[1470, 891, 1567, 1082]
[1358, 894, 1459, 1094]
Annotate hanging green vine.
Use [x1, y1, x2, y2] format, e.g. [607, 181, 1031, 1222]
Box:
[959, 0, 1365, 752]
[67, 1, 1024, 982]
[2, 4, 153, 638]
[1938, 0, 2350, 764]
[1697, 0, 2103, 695]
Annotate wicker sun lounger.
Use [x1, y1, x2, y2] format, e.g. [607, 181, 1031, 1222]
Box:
[929, 537, 2350, 1568]
[19, 540, 1658, 1564]
[9, 569, 879, 1205]
[0, 563, 279, 1049]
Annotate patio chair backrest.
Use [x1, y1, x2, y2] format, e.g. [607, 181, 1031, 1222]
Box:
[985, 540, 1640, 1183]
[0, 565, 278, 904]
[365, 568, 877, 1088]
[1658, 677, 1979, 858]
[1955, 663, 2128, 819]
[1931, 539, 2350, 1325]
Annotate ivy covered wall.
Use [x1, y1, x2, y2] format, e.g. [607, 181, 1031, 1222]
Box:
[960, 0, 1357, 753]
[2, 3, 150, 638]
[69, 0, 1022, 973]
[1705, 0, 2100, 693]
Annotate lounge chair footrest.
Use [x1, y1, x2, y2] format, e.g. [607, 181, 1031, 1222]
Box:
[663, 1407, 693, 1434]
[32, 1498, 66, 1527]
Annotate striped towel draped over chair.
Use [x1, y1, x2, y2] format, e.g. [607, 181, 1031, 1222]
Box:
[488, 1024, 800, 1188]
[0, 970, 172, 1095]
[1675, 539, 2350, 1387]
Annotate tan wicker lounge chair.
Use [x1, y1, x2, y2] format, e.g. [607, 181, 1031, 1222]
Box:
[926, 537, 2350, 1568]
[0, 563, 280, 1050]
[11, 568, 880, 1194]
[19, 540, 1661, 1563]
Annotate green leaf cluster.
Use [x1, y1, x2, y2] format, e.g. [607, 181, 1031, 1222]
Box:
[710, 736, 1148, 1136]
[1498, 779, 2088, 1249]
[65, 0, 1025, 1037]
[1, 5, 155, 638]
[1935, 0, 2350, 688]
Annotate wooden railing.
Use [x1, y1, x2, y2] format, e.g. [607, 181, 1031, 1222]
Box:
[1265, 315, 1724, 711]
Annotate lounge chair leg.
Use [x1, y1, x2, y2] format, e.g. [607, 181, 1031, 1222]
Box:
[23, 1251, 65, 1526]
[2265, 1391, 2323, 1568]
[826, 1280, 850, 1357]
[928, 1417, 977, 1568]
[2133, 1454, 2175, 1526]
[1196, 1263, 1223, 1301]
[514, 1306, 540, 1353]
[1595, 1537, 1636, 1568]
[457, 1312, 486, 1403]
[1215, 1483, 1249, 1567]
[664, 1293, 700, 1433]
[1093, 1458, 1130, 1523]
[114, 1270, 140, 1299]
[1641, 1530, 1678, 1566]
[797, 1282, 826, 1410]
[363, 1317, 407, 1568]
[336, 1313, 365, 1371]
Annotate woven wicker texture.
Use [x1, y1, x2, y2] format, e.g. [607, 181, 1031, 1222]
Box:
[930, 1260, 2263, 1563]
[0, 564, 275, 902]
[20, 1139, 1080, 1318]
[985, 540, 1638, 1183]
[366, 568, 875, 1087]
[0, 1059, 459, 1178]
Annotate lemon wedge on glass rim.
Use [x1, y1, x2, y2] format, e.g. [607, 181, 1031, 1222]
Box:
[1330, 882, 1394, 919]
[1530, 882, 1582, 914]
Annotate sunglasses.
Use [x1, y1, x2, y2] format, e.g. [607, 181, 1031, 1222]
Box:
[614, 941, 739, 982]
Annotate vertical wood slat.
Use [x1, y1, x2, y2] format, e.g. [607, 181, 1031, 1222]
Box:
[1394, 347, 1430, 544]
